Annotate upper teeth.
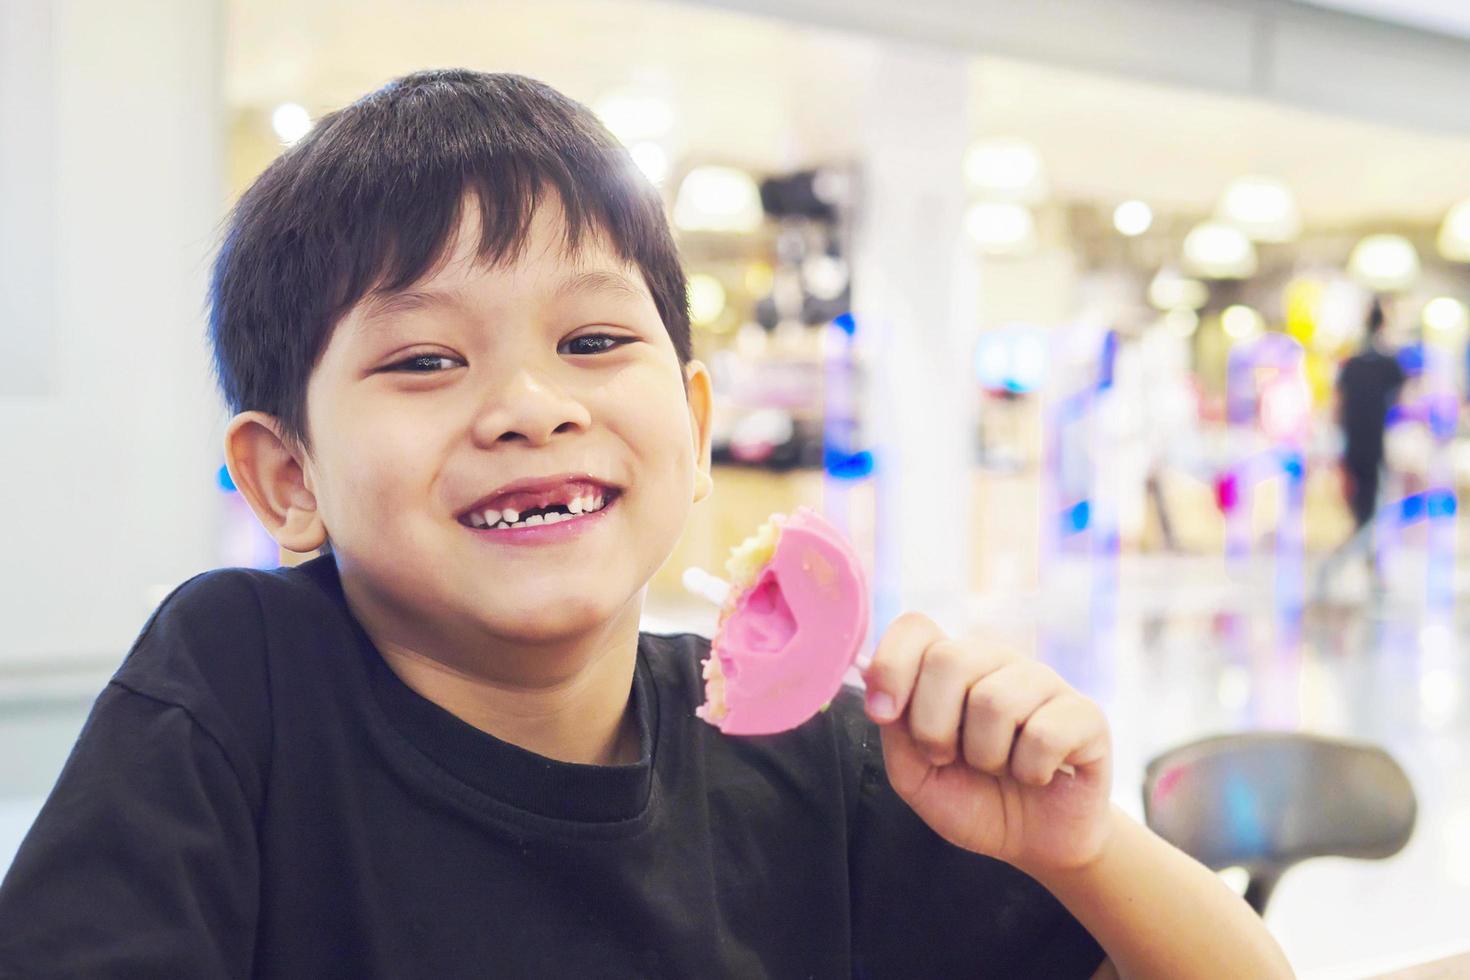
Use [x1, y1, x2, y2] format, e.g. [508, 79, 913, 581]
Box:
[469, 493, 608, 530]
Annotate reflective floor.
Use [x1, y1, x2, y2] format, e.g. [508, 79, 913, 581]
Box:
[1037, 555, 1470, 978]
[4, 551, 1468, 977]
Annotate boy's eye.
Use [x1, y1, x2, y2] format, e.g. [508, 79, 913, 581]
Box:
[561, 333, 633, 356]
[387, 354, 461, 373]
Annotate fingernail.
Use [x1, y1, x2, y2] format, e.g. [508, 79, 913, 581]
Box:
[866, 691, 896, 721]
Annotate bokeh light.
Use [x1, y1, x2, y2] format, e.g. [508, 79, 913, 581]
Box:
[1113, 200, 1153, 237]
[270, 102, 311, 145]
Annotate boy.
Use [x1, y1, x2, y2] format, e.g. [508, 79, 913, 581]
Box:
[0, 70, 1289, 977]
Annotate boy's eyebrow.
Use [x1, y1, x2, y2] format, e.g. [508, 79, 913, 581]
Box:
[354, 287, 469, 331]
[554, 269, 646, 302]
[354, 271, 645, 333]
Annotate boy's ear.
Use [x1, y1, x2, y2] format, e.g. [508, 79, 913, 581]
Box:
[685, 360, 715, 503]
[224, 412, 329, 554]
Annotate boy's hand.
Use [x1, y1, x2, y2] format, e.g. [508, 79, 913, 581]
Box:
[861, 613, 1114, 876]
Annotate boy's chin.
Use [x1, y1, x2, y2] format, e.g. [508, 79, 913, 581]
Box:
[481, 591, 636, 646]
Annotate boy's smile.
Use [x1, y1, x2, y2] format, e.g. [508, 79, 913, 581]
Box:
[455, 473, 621, 537]
[234, 191, 713, 684]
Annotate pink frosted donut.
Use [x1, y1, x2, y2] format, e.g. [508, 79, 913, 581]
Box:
[696, 507, 870, 735]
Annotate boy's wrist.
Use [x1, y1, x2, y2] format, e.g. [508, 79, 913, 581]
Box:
[1019, 804, 1131, 886]
[1019, 806, 1296, 979]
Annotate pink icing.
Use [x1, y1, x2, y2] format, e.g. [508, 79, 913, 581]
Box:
[704, 508, 870, 735]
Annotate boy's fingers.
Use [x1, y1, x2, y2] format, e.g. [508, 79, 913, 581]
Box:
[960, 661, 1062, 775]
[877, 719, 934, 800]
[862, 612, 944, 723]
[1009, 694, 1109, 787]
[908, 640, 1011, 766]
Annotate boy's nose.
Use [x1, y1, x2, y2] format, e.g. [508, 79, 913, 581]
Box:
[470, 368, 592, 447]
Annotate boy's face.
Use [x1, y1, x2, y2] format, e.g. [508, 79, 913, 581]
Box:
[278, 196, 711, 649]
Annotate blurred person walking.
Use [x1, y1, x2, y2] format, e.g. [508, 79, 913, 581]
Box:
[1317, 297, 1405, 599]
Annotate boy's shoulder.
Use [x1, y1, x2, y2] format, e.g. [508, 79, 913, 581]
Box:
[109, 557, 351, 768]
[117, 556, 344, 680]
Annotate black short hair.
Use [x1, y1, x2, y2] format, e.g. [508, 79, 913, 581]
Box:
[1367, 296, 1386, 336]
[209, 69, 690, 454]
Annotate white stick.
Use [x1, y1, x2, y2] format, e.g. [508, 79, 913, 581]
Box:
[681, 567, 731, 607]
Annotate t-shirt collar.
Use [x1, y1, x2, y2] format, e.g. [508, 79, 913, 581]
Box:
[305, 554, 657, 824]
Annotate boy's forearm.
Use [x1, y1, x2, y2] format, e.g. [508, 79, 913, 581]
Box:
[1027, 806, 1294, 980]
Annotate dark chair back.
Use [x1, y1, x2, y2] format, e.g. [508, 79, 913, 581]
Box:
[1142, 732, 1416, 914]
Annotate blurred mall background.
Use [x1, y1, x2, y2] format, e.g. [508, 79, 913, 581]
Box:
[4, 0, 1470, 975]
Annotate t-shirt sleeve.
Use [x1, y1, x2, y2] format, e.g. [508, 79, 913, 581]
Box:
[846, 712, 1106, 979]
[0, 683, 259, 979]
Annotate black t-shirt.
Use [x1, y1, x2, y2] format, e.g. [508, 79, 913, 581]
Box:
[0, 556, 1104, 978]
[1337, 347, 1405, 463]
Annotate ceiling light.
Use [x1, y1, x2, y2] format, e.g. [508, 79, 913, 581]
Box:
[964, 202, 1037, 255]
[1164, 308, 1199, 337]
[1423, 296, 1468, 336]
[1217, 175, 1301, 242]
[1437, 199, 1470, 261]
[801, 254, 849, 301]
[1148, 268, 1208, 311]
[1348, 234, 1420, 292]
[811, 169, 853, 208]
[1221, 304, 1264, 341]
[1182, 222, 1258, 279]
[594, 90, 674, 145]
[687, 274, 727, 327]
[271, 103, 311, 145]
[743, 262, 774, 296]
[963, 138, 1047, 204]
[673, 166, 763, 233]
[1113, 200, 1153, 237]
[628, 141, 669, 185]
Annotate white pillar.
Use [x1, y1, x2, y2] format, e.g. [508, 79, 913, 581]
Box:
[852, 42, 977, 634]
[0, 0, 225, 668]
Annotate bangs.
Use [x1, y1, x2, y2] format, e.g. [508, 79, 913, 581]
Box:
[326, 88, 667, 308]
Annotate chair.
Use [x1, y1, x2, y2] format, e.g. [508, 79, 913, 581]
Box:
[1142, 732, 1416, 914]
